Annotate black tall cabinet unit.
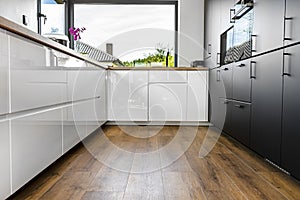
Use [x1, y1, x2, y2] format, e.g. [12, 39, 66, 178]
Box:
[250, 51, 283, 165]
[281, 45, 300, 179]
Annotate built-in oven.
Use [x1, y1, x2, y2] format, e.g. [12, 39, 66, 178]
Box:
[220, 0, 254, 65]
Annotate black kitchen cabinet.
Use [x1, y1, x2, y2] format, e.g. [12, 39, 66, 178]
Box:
[230, 100, 251, 147]
[232, 60, 252, 102]
[219, 98, 232, 134]
[281, 45, 300, 180]
[210, 68, 226, 129]
[220, 64, 233, 99]
[252, 0, 285, 55]
[250, 50, 283, 165]
[285, 0, 300, 44]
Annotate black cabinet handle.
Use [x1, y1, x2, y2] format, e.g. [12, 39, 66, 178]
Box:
[283, 53, 292, 76]
[234, 104, 244, 108]
[284, 17, 293, 41]
[250, 61, 256, 79]
[251, 35, 257, 52]
[230, 9, 235, 23]
[208, 44, 212, 55]
[216, 53, 221, 65]
[237, 63, 245, 67]
[223, 67, 229, 71]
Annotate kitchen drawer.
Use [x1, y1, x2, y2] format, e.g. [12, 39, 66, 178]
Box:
[11, 109, 63, 192]
[220, 64, 233, 99]
[10, 69, 67, 112]
[233, 60, 252, 102]
[149, 71, 187, 83]
[230, 101, 251, 146]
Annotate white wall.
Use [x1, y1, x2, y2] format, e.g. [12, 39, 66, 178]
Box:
[0, 0, 38, 32]
[179, 0, 205, 66]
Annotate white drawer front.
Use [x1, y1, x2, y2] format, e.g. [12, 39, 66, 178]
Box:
[149, 71, 187, 82]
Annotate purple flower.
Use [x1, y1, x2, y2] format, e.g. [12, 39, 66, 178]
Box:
[69, 27, 86, 41]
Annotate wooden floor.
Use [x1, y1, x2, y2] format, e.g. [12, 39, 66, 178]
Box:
[9, 125, 300, 200]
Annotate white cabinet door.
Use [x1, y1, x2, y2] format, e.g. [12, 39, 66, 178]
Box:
[108, 70, 148, 121]
[149, 84, 187, 121]
[0, 29, 9, 115]
[187, 71, 209, 121]
[10, 69, 67, 112]
[11, 109, 63, 192]
[0, 121, 10, 200]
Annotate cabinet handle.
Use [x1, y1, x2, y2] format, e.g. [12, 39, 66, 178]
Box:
[216, 53, 221, 65]
[230, 9, 235, 23]
[251, 35, 257, 52]
[208, 44, 212, 55]
[237, 63, 245, 67]
[53, 54, 58, 67]
[283, 53, 292, 76]
[222, 100, 229, 104]
[234, 104, 244, 108]
[284, 17, 293, 41]
[250, 61, 256, 79]
[223, 67, 229, 71]
[217, 70, 221, 82]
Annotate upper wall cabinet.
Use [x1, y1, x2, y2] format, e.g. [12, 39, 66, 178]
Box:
[285, 0, 300, 44]
[252, 0, 285, 55]
[0, 29, 9, 115]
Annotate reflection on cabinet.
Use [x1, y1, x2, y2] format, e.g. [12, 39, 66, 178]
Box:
[232, 60, 252, 102]
[252, 0, 285, 54]
[0, 30, 9, 115]
[0, 121, 10, 200]
[108, 70, 148, 121]
[250, 51, 283, 165]
[149, 84, 187, 121]
[187, 71, 208, 121]
[11, 109, 63, 192]
[281, 45, 300, 179]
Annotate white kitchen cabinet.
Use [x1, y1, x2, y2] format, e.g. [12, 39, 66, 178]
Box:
[0, 29, 9, 115]
[0, 120, 11, 200]
[108, 70, 148, 121]
[149, 70, 187, 83]
[149, 84, 187, 121]
[11, 109, 63, 192]
[10, 69, 67, 112]
[187, 71, 209, 121]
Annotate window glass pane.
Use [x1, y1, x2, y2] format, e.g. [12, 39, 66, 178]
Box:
[74, 4, 175, 67]
[41, 1, 65, 35]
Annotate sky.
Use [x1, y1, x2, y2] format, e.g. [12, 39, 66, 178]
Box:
[74, 4, 175, 62]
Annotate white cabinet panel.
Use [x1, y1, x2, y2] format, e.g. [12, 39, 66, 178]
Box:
[0, 29, 9, 115]
[149, 70, 187, 82]
[11, 109, 63, 192]
[9, 33, 49, 68]
[0, 121, 11, 200]
[187, 71, 209, 121]
[67, 68, 105, 101]
[108, 70, 148, 121]
[149, 84, 187, 121]
[10, 69, 67, 112]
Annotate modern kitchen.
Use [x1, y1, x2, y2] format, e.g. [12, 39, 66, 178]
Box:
[1, 0, 300, 199]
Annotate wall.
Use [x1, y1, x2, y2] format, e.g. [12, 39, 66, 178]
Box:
[178, 0, 204, 66]
[0, 0, 38, 32]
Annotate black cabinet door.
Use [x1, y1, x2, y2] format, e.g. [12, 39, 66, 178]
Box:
[221, 64, 233, 99]
[233, 60, 252, 102]
[285, 0, 300, 44]
[210, 68, 226, 129]
[282, 45, 300, 179]
[219, 98, 232, 134]
[250, 50, 283, 165]
[231, 101, 251, 147]
[252, 0, 285, 55]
